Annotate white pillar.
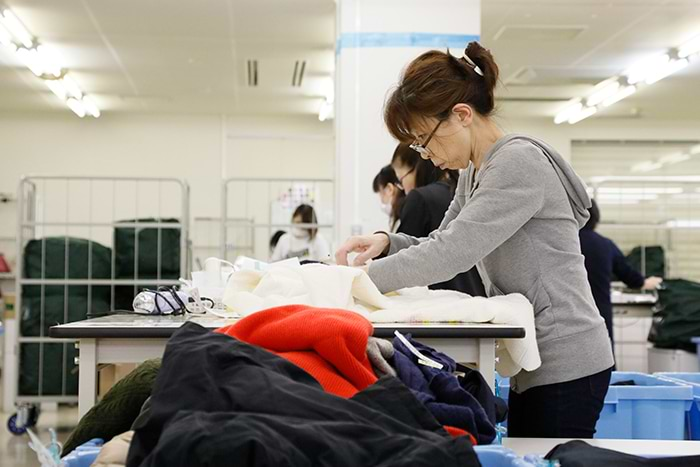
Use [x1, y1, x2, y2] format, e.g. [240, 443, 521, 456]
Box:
[334, 0, 481, 242]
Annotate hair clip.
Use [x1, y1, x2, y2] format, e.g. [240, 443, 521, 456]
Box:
[462, 54, 484, 77]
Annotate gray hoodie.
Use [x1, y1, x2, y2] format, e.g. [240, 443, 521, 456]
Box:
[368, 134, 614, 392]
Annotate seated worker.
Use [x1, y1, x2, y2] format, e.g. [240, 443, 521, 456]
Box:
[270, 204, 330, 262]
[391, 143, 486, 297]
[579, 199, 663, 347]
[373, 165, 405, 233]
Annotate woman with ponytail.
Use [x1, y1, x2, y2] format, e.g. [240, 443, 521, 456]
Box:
[337, 42, 613, 438]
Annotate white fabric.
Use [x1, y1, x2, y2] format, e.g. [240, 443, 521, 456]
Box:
[269, 233, 331, 263]
[222, 263, 541, 377]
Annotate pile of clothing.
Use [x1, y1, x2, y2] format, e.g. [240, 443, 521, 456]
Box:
[67, 306, 508, 466]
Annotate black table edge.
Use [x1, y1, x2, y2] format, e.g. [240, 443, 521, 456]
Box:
[50, 324, 526, 340]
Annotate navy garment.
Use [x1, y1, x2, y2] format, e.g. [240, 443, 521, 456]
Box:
[579, 228, 645, 341]
[398, 181, 486, 297]
[392, 334, 497, 444]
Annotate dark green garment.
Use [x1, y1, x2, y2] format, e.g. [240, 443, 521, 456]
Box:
[114, 218, 181, 279]
[21, 237, 113, 396]
[61, 359, 161, 456]
[626, 245, 665, 278]
[649, 279, 700, 352]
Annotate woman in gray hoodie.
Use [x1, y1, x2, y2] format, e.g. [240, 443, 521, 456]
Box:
[336, 42, 614, 439]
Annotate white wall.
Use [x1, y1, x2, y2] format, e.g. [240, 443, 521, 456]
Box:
[0, 112, 334, 268]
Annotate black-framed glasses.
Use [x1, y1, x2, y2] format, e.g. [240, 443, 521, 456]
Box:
[409, 118, 445, 157]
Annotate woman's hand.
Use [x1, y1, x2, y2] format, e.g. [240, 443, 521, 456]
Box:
[335, 233, 390, 267]
[643, 276, 663, 290]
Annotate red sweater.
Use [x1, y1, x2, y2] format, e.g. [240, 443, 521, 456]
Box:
[217, 305, 377, 398]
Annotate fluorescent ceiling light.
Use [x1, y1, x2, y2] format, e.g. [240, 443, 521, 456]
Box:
[0, 9, 33, 48]
[318, 99, 333, 122]
[645, 58, 688, 85]
[0, 21, 12, 46]
[631, 161, 664, 172]
[601, 85, 636, 107]
[591, 176, 700, 183]
[597, 187, 683, 195]
[586, 79, 620, 107]
[666, 219, 700, 228]
[568, 106, 597, 124]
[597, 199, 640, 205]
[625, 53, 669, 84]
[679, 34, 700, 58]
[66, 98, 86, 118]
[82, 96, 100, 118]
[62, 74, 83, 99]
[44, 79, 67, 100]
[658, 152, 691, 165]
[554, 101, 582, 124]
[15, 47, 43, 76]
[36, 45, 62, 77]
[690, 145, 700, 155]
[596, 193, 658, 201]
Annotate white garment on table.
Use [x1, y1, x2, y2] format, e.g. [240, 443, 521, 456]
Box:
[269, 232, 330, 263]
[221, 263, 540, 377]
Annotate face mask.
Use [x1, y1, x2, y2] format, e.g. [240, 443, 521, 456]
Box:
[381, 203, 393, 216]
[292, 227, 309, 239]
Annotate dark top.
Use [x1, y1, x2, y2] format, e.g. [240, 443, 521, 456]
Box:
[398, 181, 486, 296]
[579, 228, 645, 340]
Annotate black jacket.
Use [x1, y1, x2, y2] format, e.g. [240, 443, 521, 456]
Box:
[579, 228, 645, 341]
[398, 181, 486, 296]
[127, 323, 480, 467]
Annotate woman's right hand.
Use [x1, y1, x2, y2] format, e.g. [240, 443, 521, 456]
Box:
[335, 233, 390, 267]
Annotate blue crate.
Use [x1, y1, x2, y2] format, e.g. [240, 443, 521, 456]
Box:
[596, 372, 693, 440]
[655, 372, 700, 440]
[474, 445, 539, 467]
[496, 373, 693, 440]
[497, 376, 510, 429]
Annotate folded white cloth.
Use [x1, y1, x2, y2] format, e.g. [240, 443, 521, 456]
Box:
[221, 263, 540, 377]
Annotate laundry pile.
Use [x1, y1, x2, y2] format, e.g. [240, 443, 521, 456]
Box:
[64, 306, 509, 467]
[221, 262, 540, 377]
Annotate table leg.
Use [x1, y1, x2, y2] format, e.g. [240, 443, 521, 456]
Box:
[477, 338, 496, 394]
[78, 338, 97, 419]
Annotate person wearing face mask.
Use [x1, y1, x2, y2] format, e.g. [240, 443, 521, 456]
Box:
[270, 204, 330, 262]
[392, 143, 485, 297]
[372, 165, 405, 233]
[335, 42, 614, 439]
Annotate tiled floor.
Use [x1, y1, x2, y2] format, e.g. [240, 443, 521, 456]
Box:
[0, 382, 79, 466]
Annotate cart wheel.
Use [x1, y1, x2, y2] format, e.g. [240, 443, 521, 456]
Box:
[7, 414, 26, 435]
[26, 405, 40, 428]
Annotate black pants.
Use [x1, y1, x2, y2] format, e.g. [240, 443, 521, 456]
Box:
[508, 367, 612, 438]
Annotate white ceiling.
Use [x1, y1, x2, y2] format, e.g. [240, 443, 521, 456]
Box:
[0, 0, 699, 120]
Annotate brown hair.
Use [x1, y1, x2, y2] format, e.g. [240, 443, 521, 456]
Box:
[292, 204, 318, 240]
[384, 42, 499, 143]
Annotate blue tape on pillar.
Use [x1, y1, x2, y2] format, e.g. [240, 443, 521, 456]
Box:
[337, 32, 480, 51]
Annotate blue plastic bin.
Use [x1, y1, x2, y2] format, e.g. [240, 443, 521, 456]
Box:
[497, 377, 510, 428]
[655, 372, 700, 440]
[474, 445, 539, 467]
[61, 438, 103, 467]
[596, 372, 693, 440]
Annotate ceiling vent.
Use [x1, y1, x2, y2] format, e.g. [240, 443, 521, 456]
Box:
[292, 60, 306, 87]
[505, 66, 538, 85]
[247, 60, 258, 87]
[494, 25, 587, 42]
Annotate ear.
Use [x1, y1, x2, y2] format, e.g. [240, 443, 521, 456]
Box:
[452, 103, 473, 127]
